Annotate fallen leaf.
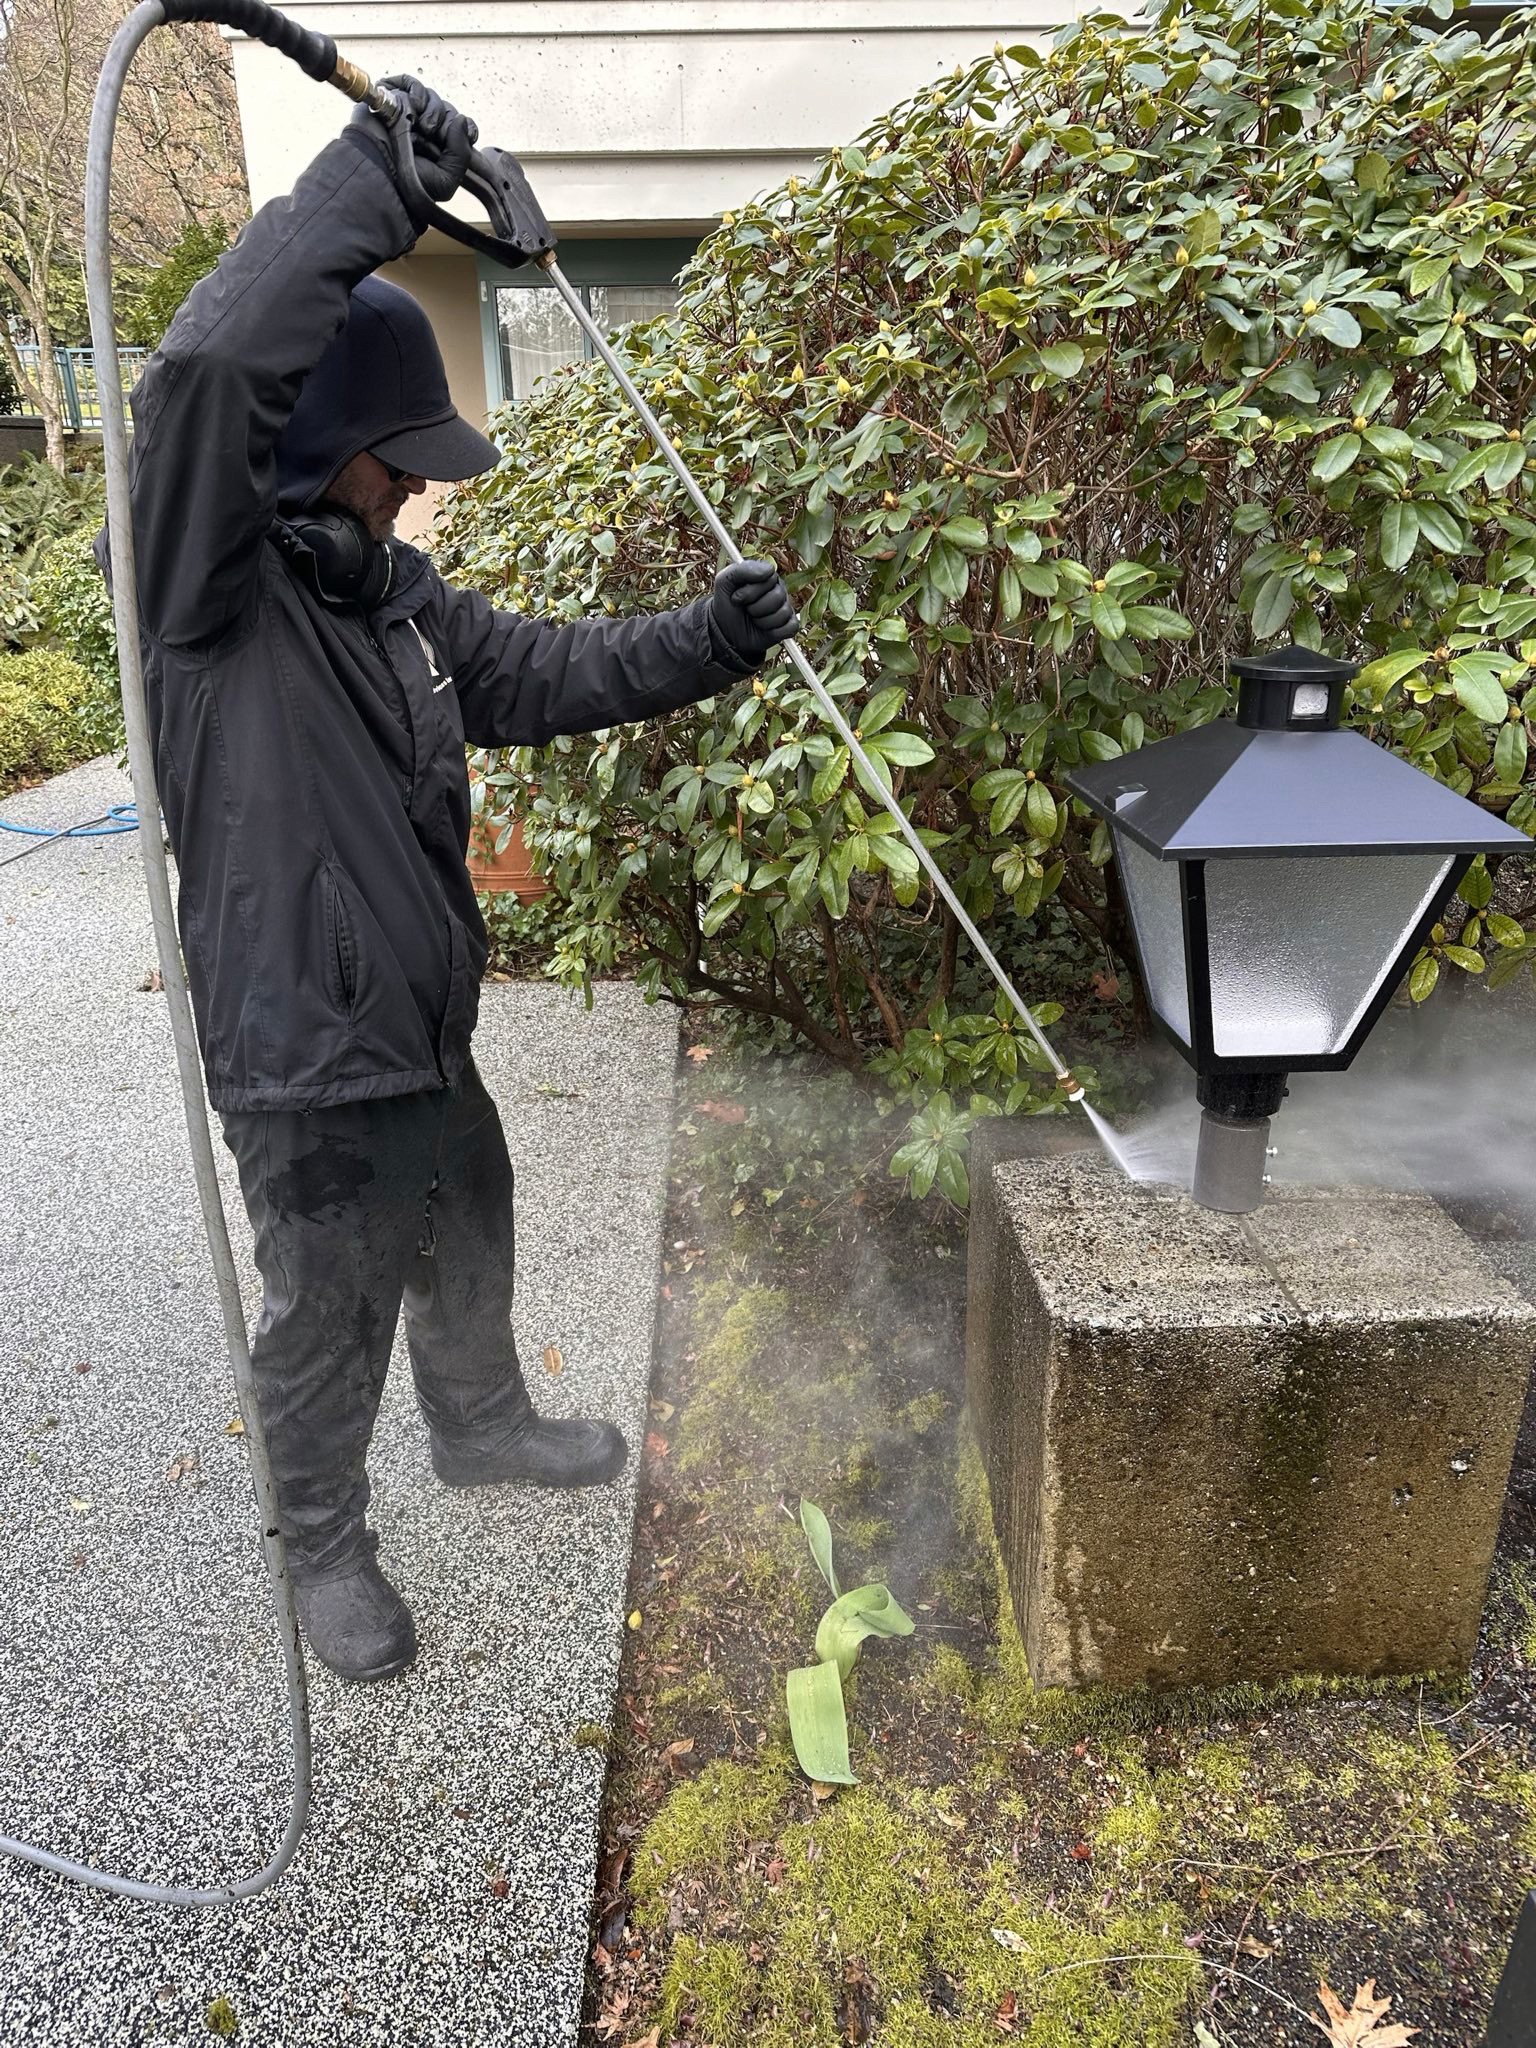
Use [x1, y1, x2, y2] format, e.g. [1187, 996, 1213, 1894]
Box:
[223, 1417, 245, 1437]
[645, 1432, 670, 1461]
[1312, 1979, 1419, 2047]
[165, 1454, 198, 1486]
[991, 1927, 1025, 1953]
[649, 1400, 675, 1423]
[810, 1781, 837, 1802]
[626, 2032, 660, 2048]
[665, 1737, 695, 1763]
[1239, 1933, 1275, 1959]
[1070, 1841, 1093, 1861]
[73, 1360, 92, 1374]
[138, 966, 165, 994]
[698, 1099, 746, 1124]
[766, 1854, 788, 1886]
[543, 1344, 565, 1377]
[685, 1044, 714, 1062]
[68, 1497, 93, 1512]
[932, 1807, 965, 1831]
[627, 1611, 642, 1631]
[1091, 969, 1120, 1000]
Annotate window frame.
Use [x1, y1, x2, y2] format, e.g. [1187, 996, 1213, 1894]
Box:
[476, 239, 700, 410]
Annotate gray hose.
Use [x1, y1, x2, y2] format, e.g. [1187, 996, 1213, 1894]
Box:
[539, 258, 1085, 1097]
[0, 0, 312, 1905]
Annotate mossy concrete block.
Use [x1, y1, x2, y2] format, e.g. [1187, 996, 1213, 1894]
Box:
[966, 1155, 1536, 1691]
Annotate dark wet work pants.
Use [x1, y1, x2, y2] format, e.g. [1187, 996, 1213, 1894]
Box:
[220, 1061, 533, 1582]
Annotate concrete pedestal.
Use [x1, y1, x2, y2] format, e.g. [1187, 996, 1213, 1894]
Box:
[966, 1154, 1536, 1691]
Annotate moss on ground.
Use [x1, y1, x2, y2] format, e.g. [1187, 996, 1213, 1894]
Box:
[589, 1052, 1536, 2047]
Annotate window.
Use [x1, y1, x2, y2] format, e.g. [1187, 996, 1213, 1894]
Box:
[494, 280, 680, 405]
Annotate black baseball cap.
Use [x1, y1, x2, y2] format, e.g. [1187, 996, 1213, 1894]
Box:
[276, 276, 500, 513]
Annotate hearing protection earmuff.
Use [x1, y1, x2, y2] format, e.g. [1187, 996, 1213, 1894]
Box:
[272, 508, 395, 611]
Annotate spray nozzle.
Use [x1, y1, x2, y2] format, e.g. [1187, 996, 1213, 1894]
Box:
[1059, 1074, 1086, 1102]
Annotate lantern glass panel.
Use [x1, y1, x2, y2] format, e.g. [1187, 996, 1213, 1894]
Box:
[1204, 853, 1453, 1060]
[1116, 830, 1191, 1045]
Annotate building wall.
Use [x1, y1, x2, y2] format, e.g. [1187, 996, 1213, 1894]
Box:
[230, 4, 1064, 227]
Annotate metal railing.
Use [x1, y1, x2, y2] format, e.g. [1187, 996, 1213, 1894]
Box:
[6, 344, 149, 432]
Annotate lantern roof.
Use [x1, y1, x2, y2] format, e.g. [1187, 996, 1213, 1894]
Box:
[1067, 720, 1530, 862]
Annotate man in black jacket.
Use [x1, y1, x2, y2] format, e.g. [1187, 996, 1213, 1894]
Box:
[127, 79, 795, 1681]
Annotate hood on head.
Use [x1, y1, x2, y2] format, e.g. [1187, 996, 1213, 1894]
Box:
[274, 276, 499, 516]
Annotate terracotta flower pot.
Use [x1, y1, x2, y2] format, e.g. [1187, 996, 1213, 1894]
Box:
[466, 771, 551, 900]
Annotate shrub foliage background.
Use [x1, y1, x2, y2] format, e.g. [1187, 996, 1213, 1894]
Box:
[438, 0, 1536, 1198]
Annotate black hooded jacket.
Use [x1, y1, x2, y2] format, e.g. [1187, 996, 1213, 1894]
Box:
[124, 135, 750, 1113]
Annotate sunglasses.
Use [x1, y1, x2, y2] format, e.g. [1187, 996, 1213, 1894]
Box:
[376, 455, 415, 484]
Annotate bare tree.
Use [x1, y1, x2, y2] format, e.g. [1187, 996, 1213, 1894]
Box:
[0, 0, 82, 467]
[0, 0, 246, 469]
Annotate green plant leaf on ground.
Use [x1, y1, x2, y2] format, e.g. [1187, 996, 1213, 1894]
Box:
[813, 1582, 915, 1684]
[785, 1660, 855, 1786]
[798, 1498, 839, 1597]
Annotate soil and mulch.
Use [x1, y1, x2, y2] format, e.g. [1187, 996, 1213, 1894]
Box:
[577, 1035, 1536, 2048]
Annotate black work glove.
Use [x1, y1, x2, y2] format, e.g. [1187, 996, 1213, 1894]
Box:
[349, 74, 478, 208]
[708, 560, 798, 671]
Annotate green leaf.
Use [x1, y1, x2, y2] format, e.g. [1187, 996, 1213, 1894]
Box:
[1488, 911, 1527, 947]
[813, 1582, 916, 1684]
[1379, 501, 1420, 572]
[1078, 729, 1124, 762]
[868, 730, 935, 768]
[1483, 441, 1528, 494]
[1459, 859, 1493, 910]
[1442, 944, 1486, 973]
[1185, 208, 1221, 260]
[800, 1499, 840, 1596]
[1415, 501, 1463, 554]
[1312, 434, 1362, 483]
[1494, 719, 1529, 785]
[928, 539, 969, 603]
[1025, 781, 1058, 840]
[786, 1660, 856, 1785]
[939, 516, 990, 552]
[1450, 660, 1508, 724]
[858, 686, 908, 737]
[1409, 954, 1439, 1002]
[812, 745, 850, 805]
[1309, 305, 1361, 348]
[1251, 571, 1295, 639]
[1355, 649, 1432, 695]
[1089, 591, 1127, 640]
[1037, 342, 1085, 379]
[840, 145, 868, 175]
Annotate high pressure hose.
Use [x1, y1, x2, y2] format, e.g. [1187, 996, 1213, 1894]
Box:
[0, 0, 313, 1907]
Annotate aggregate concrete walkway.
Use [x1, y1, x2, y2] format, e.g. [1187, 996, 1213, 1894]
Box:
[0, 759, 677, 2046]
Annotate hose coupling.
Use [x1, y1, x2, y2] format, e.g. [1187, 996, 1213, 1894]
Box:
[1058, 1072, 1085, 1102]
[329, 55, 373, 102]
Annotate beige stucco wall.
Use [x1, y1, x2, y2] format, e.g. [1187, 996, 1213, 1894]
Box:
[230, 3, 1067, 227]
[377, 247, 483, 541]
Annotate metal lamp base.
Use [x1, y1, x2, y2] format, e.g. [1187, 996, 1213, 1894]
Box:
[1192, 1071, 1288, 1214]
[1193, 1110, 1271, 1214]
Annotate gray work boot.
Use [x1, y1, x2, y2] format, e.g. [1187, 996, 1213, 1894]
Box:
[430, 1414, 628, 1491]
[294, 1545, 417, 1683]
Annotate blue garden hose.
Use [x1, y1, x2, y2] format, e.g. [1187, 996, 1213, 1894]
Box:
[0, 803, 140, 870]
[0, 802, 139, 838]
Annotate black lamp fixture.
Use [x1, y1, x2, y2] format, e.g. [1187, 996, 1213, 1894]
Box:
[1066, 644, 1529, 1214]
